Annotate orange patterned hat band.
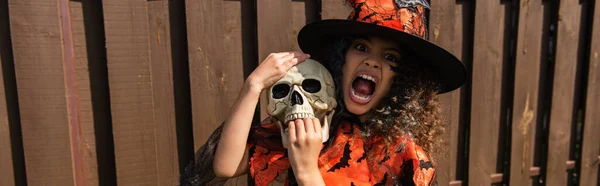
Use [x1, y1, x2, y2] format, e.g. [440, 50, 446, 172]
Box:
[346, 0, 430, 40]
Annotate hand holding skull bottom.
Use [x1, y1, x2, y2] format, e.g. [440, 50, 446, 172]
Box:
[267, 59, 337, 149]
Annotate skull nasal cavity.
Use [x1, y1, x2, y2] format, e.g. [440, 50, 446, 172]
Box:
[291, 91, 303, 105]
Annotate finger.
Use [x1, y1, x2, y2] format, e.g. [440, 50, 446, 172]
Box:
[303, 118, 314, 135]
[288, 121, 296, 143]
[270, 52, 291, 59]
[284, 51, 308, 63]
[313, 118, 321, 134]
[295, 119, 306, 140]
[290, 51, 310, 64]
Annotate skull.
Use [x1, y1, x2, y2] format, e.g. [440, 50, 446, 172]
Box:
[267, 59, 337, 148]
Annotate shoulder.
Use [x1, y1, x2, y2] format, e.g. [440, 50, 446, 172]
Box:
[394, 135, 436, 186]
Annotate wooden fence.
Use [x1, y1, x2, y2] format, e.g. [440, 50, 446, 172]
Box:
[0, 0, 598, 185]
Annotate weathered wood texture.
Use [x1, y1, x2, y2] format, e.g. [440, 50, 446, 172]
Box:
[579, 0, 600, 185]
[8, 0, 76, 185]
[103, 0, 161, 184]
[468, 1, 506, 185]
[545, 0, 582, 185]
[70, 1, 100, 185]
[147, 1, 181, 185]
[428, 0, 465, 185]
[509, 0, 544, 185]
[321, 0, 352, 19]
[185, 0, 247, 185]
[256, 0, 294, 120]
[1, 1, 599, 186]
[0, 0, 15, 185]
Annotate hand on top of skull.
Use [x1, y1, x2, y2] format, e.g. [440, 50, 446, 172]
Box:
[266, 58, 337, 148]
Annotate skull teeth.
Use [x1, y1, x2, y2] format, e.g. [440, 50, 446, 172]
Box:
[285, 113, 316, 123]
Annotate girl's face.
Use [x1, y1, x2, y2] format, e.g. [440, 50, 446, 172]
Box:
[342, 36, 400, 121]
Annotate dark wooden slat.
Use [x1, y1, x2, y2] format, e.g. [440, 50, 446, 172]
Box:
[579, 1, 600, 185]
[0, 60, 14, 186]
[545, 0, 582, 185]
[0, 0, 15, 185]
[102, 0, 158, 184]
[509, 0, 544, 185]
[147, 1, 181, 185]
[429, 0, 464, 184]
[468, 1, 506, 185]
[8, 0, 77, 184]
[69, 1, 101, 185]
[185, 0, 246, 185]
[321, 0, 352, 19]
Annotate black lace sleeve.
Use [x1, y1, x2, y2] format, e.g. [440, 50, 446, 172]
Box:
[179, 123, 228, 186]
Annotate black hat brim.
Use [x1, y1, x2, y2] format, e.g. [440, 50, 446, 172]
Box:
[297, 19, 467, 94]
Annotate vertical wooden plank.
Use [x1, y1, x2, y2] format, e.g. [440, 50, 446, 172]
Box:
[578, 0, 600, 185]
[8, 0, 80, 185]
[509, 0, 544, 185]
[185, 0, 246, 185]
[469, 1, 506, 185]
[429, 1, 464, 185]
[69, 2, 100, 185]
[545, 0, 581, 185]
[147, 1, 180, 185]
[102, 0, 159, 185]
[0, 0, 15, 185]
[0, 53, 14, 186]
[321, 0, 352, 19]
[292, 1, 318, 52]
[257, 0, 293, 119]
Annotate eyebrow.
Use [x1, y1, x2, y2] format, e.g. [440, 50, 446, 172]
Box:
[357, 37, 402, 54]
[384, 47, 402, 55]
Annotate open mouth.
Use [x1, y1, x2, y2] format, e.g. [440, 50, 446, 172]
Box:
[350, 72, 377, 105]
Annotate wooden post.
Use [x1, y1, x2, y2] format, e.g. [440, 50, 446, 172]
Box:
[428, 0, 465, 184]
[103, 0, 165, 184]
[0, 0, 15, 185]
[509, 0, 544, 185]
[545, 0, 582, 185]
[578, 1, 600, 185]
[147, 1, 181, 184]
[185, 0, 248, 185]
[469, 1, 507, 185]
[7, 0, 89, 184]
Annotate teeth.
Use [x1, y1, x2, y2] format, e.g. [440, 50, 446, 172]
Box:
[359, 74, 376, 83]
[351, 88, 371, 101]
[284, 112, 316, 123]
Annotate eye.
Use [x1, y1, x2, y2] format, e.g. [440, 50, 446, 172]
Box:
[272, 84, 290, 99]
[384, 54, 398, 62]
[302, 79, 321, 93]
[355, 44, 368, 52]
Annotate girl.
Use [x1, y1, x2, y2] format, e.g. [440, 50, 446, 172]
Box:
[180, 0, 466, 185]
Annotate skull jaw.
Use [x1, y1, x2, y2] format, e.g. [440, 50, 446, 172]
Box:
[277, 110, 334, 149]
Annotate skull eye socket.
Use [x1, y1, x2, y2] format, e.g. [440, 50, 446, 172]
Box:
[272, 84, 290, 99]
[302, 79, 321, 93]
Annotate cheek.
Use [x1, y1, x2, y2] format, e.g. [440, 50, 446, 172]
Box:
[378, 72, 396, 95]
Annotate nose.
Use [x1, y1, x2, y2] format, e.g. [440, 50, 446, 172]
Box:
[291, 91, 303, 106]
[364, 60, 380, 69]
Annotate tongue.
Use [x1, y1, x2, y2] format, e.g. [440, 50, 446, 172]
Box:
[353, 78, 374, 95]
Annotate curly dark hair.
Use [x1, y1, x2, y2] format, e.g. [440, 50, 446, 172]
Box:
[324, 36, 445, 163]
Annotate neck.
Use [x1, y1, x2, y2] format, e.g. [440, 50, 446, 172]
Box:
[358, 112, 371, 123]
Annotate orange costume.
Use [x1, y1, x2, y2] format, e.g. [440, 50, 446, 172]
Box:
[248, 117, 435, 186]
